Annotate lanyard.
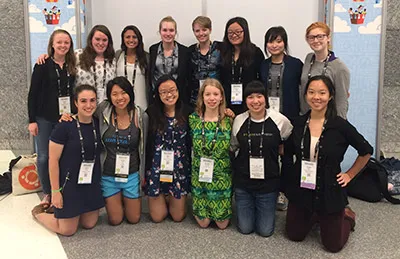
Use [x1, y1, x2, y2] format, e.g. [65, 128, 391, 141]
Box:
[76, 117, 98, 161]
[161, 118, 176, 150]
[161, 44, 175, 74]
[201, 116, 220, 156]
[114, 110, 132, 153]
[268, 62, 284, 97]
[53, 60, 70, 97]
[231, 50, 243, 83]
[93, 60, 107, 89]
[300, 116, 327, 161]
[247, 113, 265, 157]
[197, 42, 212, 77]
[124, 53, 138, 87]
[308, 52, 331, 79]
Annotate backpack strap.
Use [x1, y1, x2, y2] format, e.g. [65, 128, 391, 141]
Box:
[370, 158, 400, 204]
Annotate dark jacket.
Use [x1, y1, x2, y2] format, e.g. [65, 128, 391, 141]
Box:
[260, 55, 303, 120]
[148, 41, 190, 104]
[284, 112, 373, 214]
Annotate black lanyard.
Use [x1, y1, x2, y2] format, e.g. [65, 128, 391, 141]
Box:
[124, 53, 138, 87]
[114, 110, 132, 153]
[201, 116, 220, 156]
[300, 116, 327, 161]
[76, 118, 98, 161]
[268, 62, 284, 97]
[247, 113, 265, 157]
[53, 60, 70, 97]
[231, 50, 243, 83]
[308, 52, 331, 79]
[161, 44, 176, 74]
[93, 60, 107, 89]
[161, 118, 176, 151]
[197, 42, 212, 77]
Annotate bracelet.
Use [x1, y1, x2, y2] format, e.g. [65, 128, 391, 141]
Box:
[51, 187, 63, 193]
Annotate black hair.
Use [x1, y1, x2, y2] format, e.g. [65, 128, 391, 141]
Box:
[106, 76, 135, 112]
[221, 17, 255, 67]
[120, 25, 148, 72]
[73, 84, 97, 101]
[243, 80, 270, 109]
[151, 74, 186, 132]
[264, 26, 289, 56]
[304, 75, 337, 119]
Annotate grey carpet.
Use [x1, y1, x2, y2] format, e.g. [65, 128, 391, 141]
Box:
[57, 197, 400, 259]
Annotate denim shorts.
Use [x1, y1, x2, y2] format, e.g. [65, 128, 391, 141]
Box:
[101, 172, 140, 199]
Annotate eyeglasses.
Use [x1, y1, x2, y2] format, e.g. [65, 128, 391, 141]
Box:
[306, 34, 327, 42]
[228, 30, 243, 37]
[159, 88, 177, 97]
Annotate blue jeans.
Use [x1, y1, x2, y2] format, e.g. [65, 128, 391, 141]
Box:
[235, 188, 278, 237]
[36, 117, 57, 195]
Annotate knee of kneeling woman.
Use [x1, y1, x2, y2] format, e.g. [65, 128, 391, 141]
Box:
[171, 212, 186, 222]
[150, 212, 167, 223]
[258, 229, 274, 238]
[108, 216, 123, 226]
[59, 227, 77, 237]
[216, 220, 230, 230]
[127, 214, 141, 224]
[286, 227, 306, 242]
[322, 239, 344, 253]
[81, 220, 98, 230]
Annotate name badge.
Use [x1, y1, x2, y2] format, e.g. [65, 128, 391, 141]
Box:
[300, 160, 317, 190]
[231, 83, 243, 104]
[58, 96, 71, 115]
[199, 79, 206, 87]
[199, 157, 214, 183]
[78, 161, 94, 184]
[160, 171, 173, 183]
[160, 150, 174, 172]
[97, 88, 106, 103]
[115, 153, 130, 177]
[268, 97, 280, 112]
[249, 157, 264, 179]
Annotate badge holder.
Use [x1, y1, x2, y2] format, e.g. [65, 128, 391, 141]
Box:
[199, 157, 214, 183]
[115, 153, 130, 183]
[58, 96, 71, 115]
[300, 159, 317, 190]
[268, 97, 280, 112]
[249, 156, 265, 179]
[160, 150, 174, 183]
[231, 83, 243, 105]
[78, 160, 94, 184]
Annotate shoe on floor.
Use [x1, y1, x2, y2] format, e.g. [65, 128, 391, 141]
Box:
[276, 192, 288, 211]
[344, 207, 356, 231]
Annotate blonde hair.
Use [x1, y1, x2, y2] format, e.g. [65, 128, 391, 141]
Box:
[192, 16, 212, 30]
[195, 78, 227, 121]
[159, 16, 177, 32]
[306, 22, 331, 37]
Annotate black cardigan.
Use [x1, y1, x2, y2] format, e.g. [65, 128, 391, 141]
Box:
[148, 41, 190, 104]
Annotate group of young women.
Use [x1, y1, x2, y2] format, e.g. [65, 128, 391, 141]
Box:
[27, 15, 372, 253]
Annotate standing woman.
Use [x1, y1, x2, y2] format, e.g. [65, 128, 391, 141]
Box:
[188, 16, 222, 107]
[220, 17, 264, 116]
[259, 26, 303, 211]
[28, 29, 76, 208]
[230, 81, 292, 237]
[300, 22, 350, 119]
[98, 76, 148, 225]
[145, 75, 192, 222]
[31, 84, 104, 236]
[148, 16, 190, 104]
[76, 25, 116, 103]
[115, 25, 150, 110]
[189, 78, 232, 229]
[284, 75, 372, 252]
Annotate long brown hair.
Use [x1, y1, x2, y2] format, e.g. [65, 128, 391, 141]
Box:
[47, 29, 76, 75]
[79, 25, 115, 71]
[195, 78, 227, 121]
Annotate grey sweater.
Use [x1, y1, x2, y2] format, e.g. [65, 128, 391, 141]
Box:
[300, 52, 350, 119]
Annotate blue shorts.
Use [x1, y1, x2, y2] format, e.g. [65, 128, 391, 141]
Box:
[101, 172, 140, 199]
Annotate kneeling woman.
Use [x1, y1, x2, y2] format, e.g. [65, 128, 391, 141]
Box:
[284, 75, 372, 252]
[230, 81, 292, 237]
[32, 85, 104, 236]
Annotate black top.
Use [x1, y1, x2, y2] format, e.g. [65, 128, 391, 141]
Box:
[283, 112, 373, 213]
[219, 45, 264, 115]
[28, 58, 76, 123]
[148, 41, 190, 105]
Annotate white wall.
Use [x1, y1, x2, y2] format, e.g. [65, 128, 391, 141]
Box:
[88, 0, 321, 61]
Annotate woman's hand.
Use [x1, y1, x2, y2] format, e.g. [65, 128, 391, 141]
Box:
[37, 54, 49, 65]
[224, 108, 235, 119]
[59, 113, 73, 122]
[51, 192, 63, 209]
[28, 122, 38, 136]
[337, 172, 351, 187]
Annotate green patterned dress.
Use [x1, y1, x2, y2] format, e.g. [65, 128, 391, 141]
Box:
[189, 112, 232, 221]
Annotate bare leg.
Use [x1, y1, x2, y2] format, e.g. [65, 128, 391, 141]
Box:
[105, 193, 124, 225]
[123, 197, 142, 224]
[148, 195, 168, 223]
[35, 213, 79, 236]
[169, 195, 187, 222]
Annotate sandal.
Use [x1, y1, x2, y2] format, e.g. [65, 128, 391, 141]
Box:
[40, 194, 51, 209]
[31, 204, 46, 218]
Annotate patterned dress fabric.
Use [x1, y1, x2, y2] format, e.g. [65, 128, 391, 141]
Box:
[145, 117, 190, 198]
[189, 112, 232, 221]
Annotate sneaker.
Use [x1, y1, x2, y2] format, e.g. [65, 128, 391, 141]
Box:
[276, 192, 288, 211]
[344, 207, 356, 231]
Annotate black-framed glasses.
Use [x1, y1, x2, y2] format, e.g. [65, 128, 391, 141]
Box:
[159, 88, 178, 97]
[228, 30, 243, 37]
[306, 34, 327, 42]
